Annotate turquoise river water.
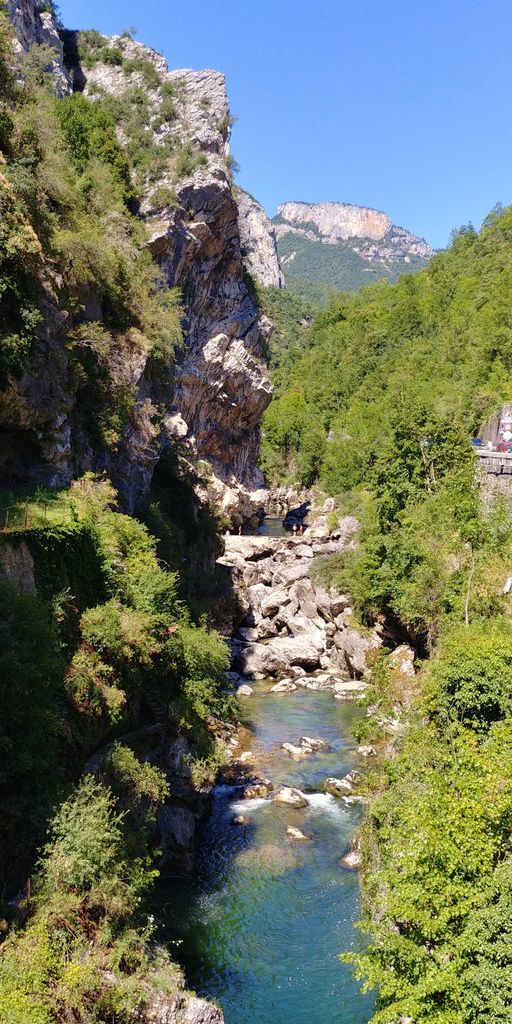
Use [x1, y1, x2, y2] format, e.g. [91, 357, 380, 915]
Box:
[157, 682, 374, 1024]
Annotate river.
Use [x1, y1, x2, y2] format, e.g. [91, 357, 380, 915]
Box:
[157, 682, 374, 1024]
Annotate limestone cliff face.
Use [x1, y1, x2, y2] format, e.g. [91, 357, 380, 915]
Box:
[6, 0, 71, 95]
[275, 200, 435, 261]
[236, 188, 284, 289]
[0, 11, 274, 521]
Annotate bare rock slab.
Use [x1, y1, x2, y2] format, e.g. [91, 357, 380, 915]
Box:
[274, 786, 308, 808]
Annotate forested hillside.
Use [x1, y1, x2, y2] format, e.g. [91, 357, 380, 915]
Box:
[277, 231, 429, 298]
[261, 204, 512, 1022]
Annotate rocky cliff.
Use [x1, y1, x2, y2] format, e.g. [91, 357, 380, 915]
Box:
[0, 4, 276, 523]
[275, 200, 434, 259]
[273, 200, 435, 295]
[236, 188, 284, 289]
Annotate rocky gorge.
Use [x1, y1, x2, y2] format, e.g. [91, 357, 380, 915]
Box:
[0, 6, 403, 1024]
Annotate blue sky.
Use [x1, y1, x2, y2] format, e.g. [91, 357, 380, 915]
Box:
[57, 0, 512, 249]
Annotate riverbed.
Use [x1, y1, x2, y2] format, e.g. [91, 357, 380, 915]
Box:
[157, 683, 374, 1024]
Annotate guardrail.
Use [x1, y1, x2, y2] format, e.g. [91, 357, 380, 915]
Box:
[476, 449, 512, 476]
[0, 502, 67, 533]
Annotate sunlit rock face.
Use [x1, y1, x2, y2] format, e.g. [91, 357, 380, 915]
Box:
[275, 200, 435, 260]
[236, 188, 284, 289]
[1, 6, 274, 520]
[6, 0, 71, 95]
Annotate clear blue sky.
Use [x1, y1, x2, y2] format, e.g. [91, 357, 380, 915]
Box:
[57, 0, 512, 249]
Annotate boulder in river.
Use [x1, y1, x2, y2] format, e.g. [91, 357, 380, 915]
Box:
[232, 814, 252, 826]
[270, 679, 297, 693]
[274, 786, 308, 808]
[282, 742, 313, 759]
[243, 779, 273, 799]
[300, 735, 329, 751]
[324, 776, 354, 798]
[339, 835, 362, 870]
[357, 744, 377, 757]
[237, 683, 254, 697]
[286, 826, 311, 841]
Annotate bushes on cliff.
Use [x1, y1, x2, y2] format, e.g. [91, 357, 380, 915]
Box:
[0, 773, 179, 1024]
[0, 17, 182, 397]
[0, 582, 64, 884]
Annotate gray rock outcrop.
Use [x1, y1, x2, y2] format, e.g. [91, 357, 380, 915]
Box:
[2, 7, 273, 523]
[221, 520, 383, 682]
[6, 0, 71, 95]
[236, 188, 284, 289]
[275, 200, 435, 261]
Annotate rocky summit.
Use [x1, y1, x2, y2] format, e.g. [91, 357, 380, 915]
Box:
[273, 199, 435, 294]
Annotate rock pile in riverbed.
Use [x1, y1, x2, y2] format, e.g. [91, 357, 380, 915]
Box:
[219, 522, 383, 683]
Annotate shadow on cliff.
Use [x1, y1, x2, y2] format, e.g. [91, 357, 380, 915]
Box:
[138, 445, 245, 632]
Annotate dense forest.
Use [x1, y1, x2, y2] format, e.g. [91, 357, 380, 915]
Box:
[261, 206, 512, 1022]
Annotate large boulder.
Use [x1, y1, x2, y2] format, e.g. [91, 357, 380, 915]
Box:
[388, 644, 415, 678]
[256, 617, 279, 640]
[224, 535, 278, 561]
[260, 585, 291, 618]
[135, 991, 225, 1023]
[324, 777, 353, 798]
[236, 642, 288, 678]
[280, 611, 326, 651]
[270, 679, 297, 693]
[333, 678, 367, 700]
[264, 635, 322, 670]
[282, 742, 313, 760]
[274, 786, 308, 808]
[338, 625, 383, 677]
[273, 559, 311, 587]
[339, 835, 362, 870]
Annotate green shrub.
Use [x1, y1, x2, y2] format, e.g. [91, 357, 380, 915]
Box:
[175, 142, 207, 179]
[123, 56, 161, 90]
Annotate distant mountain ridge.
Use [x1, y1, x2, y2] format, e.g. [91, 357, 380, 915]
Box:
[272, 200, 436, 298]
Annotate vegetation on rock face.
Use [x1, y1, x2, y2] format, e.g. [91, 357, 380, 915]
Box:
[276, 229, 429, 297]
[0, 476, 233, 1019]
[0, 11, 182, 407]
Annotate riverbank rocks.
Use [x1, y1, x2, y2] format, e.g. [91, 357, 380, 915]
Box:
[236, 683, 254, 697]
[222, 524, 384, 684]
[136, 991, 225, 1024]
[339, 835, 362, 870]
[274, 786, 308, 808]
[357, 745, 377, 757]
[286, 826, 311, 841]
[333, 678, 368, 700]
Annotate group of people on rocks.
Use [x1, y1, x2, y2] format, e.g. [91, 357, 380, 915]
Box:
[224, 518, 307, 537]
